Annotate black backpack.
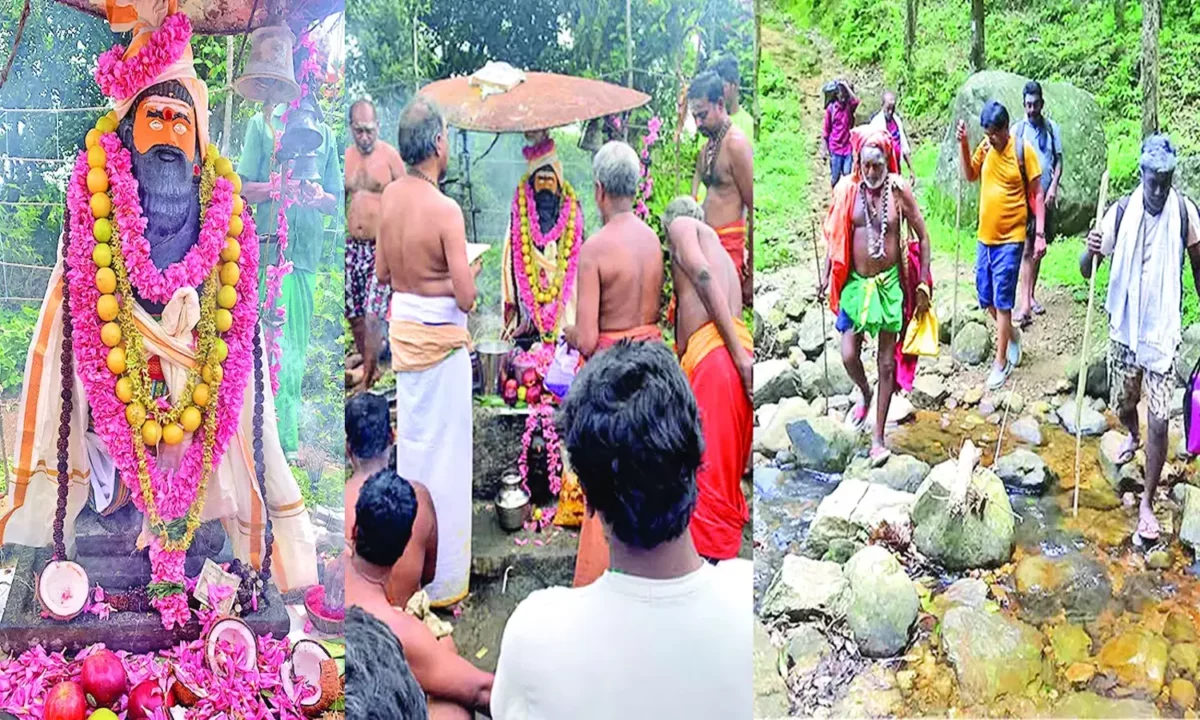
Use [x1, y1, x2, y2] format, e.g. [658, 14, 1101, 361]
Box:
[1011, 121, 1037, 237]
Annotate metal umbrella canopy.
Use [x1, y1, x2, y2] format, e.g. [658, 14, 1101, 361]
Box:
[419, 72, 651, 133]
[53, 0, 341, 34]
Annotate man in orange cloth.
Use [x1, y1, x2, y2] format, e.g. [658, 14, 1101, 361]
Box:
[566, 140, 665, 587]
[820, 127, 932, 462]
[689, 70, 754, 306]
[663, 196, 752, 561]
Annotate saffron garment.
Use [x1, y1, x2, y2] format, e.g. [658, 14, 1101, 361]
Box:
[824, 126, 931, 392]
[571, 325, 664, 589]
[680, 321, 753, 561]
[712, 219, 748, 278]
[0, 257, 318, 591]
[390, 292, 473, 607]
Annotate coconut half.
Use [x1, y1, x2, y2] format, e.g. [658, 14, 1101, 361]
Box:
[280, 639, 339, 717]
[36, 560, 89, 621]
[204, 617, 258, 677]
[169, 664, 207, 707]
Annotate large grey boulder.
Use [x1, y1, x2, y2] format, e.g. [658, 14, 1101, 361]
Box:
[761, 554, 849, 620]
[935, 71, 1107, 236]
[786, 416, 859, 472]
[941, 605, 1044, 705]
[911, 459, 1015, 570]
[754, 359, 800, 408]
[952, 321, 992, 366]
[844, 546, 919, 657]
[994, 448, 1055, 493]
[806, 479, 916, 559]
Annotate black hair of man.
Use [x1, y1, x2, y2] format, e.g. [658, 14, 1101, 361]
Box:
[345, 605, 429, 720]
[346, 392, 391, 462]
[687, 70, 726, 105]
[349, 98, 376, 123]
[1022, 81, 1043, 101]
[354, 469, 419, 568]
[710, 55, 740, 87]
[397, 96, 444, 166]
[559, 341, 703, 550]
[980, 101, 1010, 131]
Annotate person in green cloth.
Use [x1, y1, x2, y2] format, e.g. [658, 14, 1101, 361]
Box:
[711, 55, 754, 143]
[237, 62, 343, 460]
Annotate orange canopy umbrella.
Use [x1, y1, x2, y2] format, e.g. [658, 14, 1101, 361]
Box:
[419, 71, 651, 133]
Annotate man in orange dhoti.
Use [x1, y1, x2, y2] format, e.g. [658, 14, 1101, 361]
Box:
[566, 142, 665, 587]
[664, 196, 752, 561]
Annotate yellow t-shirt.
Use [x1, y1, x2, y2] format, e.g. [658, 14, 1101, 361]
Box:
[971, 138, 1042, 245]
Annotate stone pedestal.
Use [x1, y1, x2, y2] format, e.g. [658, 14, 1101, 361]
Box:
[72, 503, 233, 589]
[0, 544, 290, 654]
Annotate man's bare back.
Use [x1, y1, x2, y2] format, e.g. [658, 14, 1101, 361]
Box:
[345, 472, 438, 607]
[345, 141, 404, 241]
[850, 176, 923, 277]
[699, 125, 753, 229]
[670, 217, 741, 353]
[376, 176, 476, 311]
[572, 214, 663, 351]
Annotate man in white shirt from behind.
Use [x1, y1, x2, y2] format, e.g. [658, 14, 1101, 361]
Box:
[490, 340, 753, 720]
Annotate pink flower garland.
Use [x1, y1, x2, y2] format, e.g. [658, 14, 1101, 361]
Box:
[517, 402, 564, 498]
[0, 619, 317, 719]
[66, 141, 260, 629]
[510, 192, 583, 337]
[635, 116, 662, 221]
[263, 168, 295, 395]
[101, 133, 226, 305]
[521, 182, 572, 251]
[93, 13, 192, 102]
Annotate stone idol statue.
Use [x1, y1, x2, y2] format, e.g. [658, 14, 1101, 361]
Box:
[1, 0, 316, 631]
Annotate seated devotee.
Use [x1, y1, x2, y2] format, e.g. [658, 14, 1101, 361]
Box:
[346, 605, 429, 720]
[347, 469, 493, 719]
[345, 392, 437, 606]
[490, 341, 753, 720]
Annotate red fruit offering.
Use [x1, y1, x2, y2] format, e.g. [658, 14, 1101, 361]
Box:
[127, 681, 169, 720]
[521, 368, 538, 387]
[80, 649, 127, 708]
[505, 378, 519, 391]
[525, 383, 542, 405]
[43, 682, 87, 720]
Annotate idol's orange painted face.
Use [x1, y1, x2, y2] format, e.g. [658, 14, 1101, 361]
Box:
[533, 168, 559, 195]
[133, 96, 196, 162]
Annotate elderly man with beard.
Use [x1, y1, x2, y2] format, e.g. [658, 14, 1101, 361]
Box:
[237, 50, 343, 461]
[345, 99, 405, 393]
[821, 128, 932, 462]
[689, 70, 754, 306]
[1082, 135, 1200, 544]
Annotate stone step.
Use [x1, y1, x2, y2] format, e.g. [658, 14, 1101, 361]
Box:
[469, 500, 577, 588]
[0, 545, 289, 654]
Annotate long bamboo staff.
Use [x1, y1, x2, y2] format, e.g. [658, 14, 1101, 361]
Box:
[1073, 169, 1111, 518]
[952, 172, 962, 358]
[812, 218, 830, 391]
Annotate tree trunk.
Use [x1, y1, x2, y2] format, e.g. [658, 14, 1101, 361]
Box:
[969, 0, 985, 73]
[1141, 0, 1160, 139]
[754, 0, 761, 143]
[1114, 0, 1125, 32]
[905, 0, 918, 68]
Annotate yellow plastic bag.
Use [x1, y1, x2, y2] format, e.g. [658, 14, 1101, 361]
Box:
[902, 307, 940, 357]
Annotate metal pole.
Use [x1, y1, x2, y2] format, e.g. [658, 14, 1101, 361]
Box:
[461, 131, 478, 243]
[223, 35, 235, 157]
[952, 171, 962, 359]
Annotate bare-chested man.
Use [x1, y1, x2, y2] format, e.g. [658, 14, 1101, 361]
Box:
[345, 392, 436, 607]
[567, 141, 665, 588]
[348, 469, 492, 719]
[376, 96, 479, 608]
[663, 196, 753, 562]
[820, 128, 932, 462]
[564, 140, 665, 359]
[689, 70, 754, 306]
[345, 99, 405, 394]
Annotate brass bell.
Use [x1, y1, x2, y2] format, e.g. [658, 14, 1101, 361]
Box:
[287, 152, 321, 181]
[233, 25, 301, 104]
[279, 97, 322, 156]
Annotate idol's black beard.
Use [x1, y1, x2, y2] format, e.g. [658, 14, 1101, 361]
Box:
[130, 145, 201, 270]
[534, 189, 560, 234]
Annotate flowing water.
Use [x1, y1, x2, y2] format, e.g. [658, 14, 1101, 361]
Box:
[756, 409, 1200, 716]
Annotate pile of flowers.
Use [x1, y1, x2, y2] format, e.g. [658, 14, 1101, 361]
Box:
[66, 108, 257, 629]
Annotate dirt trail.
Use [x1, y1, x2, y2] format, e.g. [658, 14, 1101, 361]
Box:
[758, 18, 1099, 402]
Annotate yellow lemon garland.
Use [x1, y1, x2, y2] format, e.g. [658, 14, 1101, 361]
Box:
[84, 112, 245, 550]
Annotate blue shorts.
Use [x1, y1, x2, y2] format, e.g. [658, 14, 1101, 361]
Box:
[975, 241, 1023, 311]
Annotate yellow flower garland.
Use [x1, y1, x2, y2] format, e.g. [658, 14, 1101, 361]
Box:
[84, 111, 244, 550]
[516, 175, 578, 339]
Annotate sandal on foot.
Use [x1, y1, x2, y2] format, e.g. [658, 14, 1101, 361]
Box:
[1015, 313, 1033, 329]
[1032, 300, 1046, 315]
[846, 403, 870, 430]
[869, 446, 892, 467]
[1136, 515, 1161, 543]
[1115, 438, 1141, 466]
